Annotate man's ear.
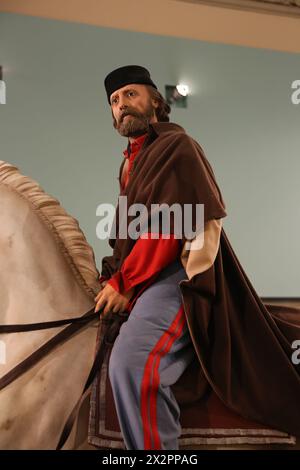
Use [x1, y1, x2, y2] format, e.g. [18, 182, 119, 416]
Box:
[151, 98, 159, 109]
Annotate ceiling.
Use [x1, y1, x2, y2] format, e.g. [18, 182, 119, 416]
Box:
[181, 0, 300, 17]
[0, 0, 300, 53]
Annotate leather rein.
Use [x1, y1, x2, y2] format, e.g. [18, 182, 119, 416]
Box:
[0, 307, 128, 449]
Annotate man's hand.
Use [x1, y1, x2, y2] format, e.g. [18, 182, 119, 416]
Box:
[94, 283, 134, 315]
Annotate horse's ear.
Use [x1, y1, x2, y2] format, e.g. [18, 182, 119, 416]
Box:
[0, 161, 100, 297]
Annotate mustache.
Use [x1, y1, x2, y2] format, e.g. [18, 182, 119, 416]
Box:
[120, 110, 141, 122]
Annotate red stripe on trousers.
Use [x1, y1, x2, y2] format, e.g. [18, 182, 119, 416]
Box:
[140, 305, 186, 449]
[150, 306, 186, 449]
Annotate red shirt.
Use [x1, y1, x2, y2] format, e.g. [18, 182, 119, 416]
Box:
[100, 133, 180, 311]
[121, 133, 147, 190]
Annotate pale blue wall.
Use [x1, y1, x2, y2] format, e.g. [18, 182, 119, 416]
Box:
[1, 12, 300, 296]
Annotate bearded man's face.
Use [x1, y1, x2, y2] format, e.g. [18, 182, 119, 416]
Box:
[110, 84, 158, 137]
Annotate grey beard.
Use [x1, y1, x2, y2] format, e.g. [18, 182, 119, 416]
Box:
[117, 115, 151, 137]
[113, 104, 156, 137]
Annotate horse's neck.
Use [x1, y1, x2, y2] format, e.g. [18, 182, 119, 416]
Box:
[0, 187, 94, 368]
[0, 186, 97, 449]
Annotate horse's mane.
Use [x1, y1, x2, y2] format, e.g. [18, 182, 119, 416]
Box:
[0, 161, 99, 298]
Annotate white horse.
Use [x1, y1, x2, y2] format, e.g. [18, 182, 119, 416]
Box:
[0, 161, 101, 449]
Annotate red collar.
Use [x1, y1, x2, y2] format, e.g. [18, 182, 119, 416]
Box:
[123, 133, 147, 159]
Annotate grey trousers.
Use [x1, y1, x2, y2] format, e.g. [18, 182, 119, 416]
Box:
[108, 259, 196, 450]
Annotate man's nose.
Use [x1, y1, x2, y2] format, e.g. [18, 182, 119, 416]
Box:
[118, 94, 130, 110]
[119, 99, 128, 111]
[118, 102, 128, 120]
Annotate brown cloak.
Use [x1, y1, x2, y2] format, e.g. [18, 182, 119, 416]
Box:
[101, 121, 300, 437]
